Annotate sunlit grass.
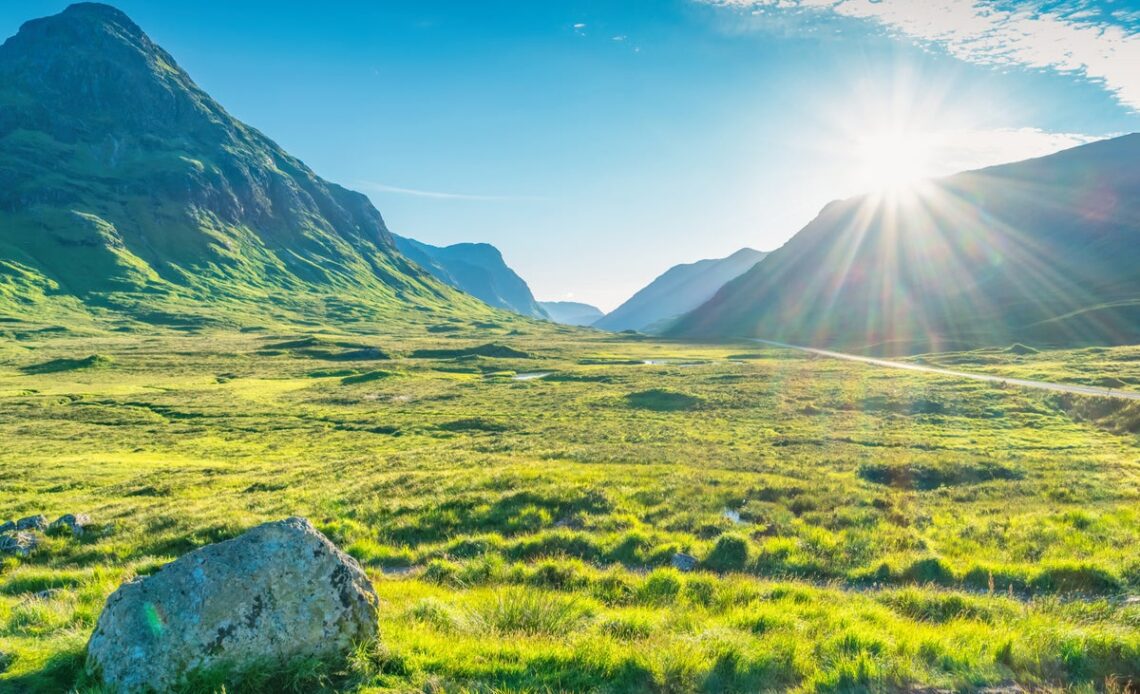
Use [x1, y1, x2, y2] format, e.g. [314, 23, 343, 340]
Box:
[0, 320, 1137, 691]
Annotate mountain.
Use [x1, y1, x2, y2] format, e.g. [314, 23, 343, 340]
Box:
[393, 236, 547, 318]
[538, 301, 604, 326]
[594, 248, 767, 333]
[670, 135, 1140, 354]
[0, 3, 482, 327]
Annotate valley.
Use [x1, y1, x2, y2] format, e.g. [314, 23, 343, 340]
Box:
[1, 319, 1138, 692]
[0, 3, 1137, 692]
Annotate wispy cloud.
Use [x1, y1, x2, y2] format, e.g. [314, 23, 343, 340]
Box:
[356, 181, 548, 202]
[704, 0, 1140, 110]
[832, 126, 1104, 196]
[916, 127, 1103, 176]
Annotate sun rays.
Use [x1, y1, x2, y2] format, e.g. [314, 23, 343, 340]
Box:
[853, 129, 937, 194]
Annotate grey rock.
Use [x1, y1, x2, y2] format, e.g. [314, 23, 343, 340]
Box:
[671, 552, 698, 572]
[86, 517, 379, 693]
[0, 520, 13, 534]
[15, 514, 47, 531]
[0, 532, 38, 556]
[49, 513, 92, 536]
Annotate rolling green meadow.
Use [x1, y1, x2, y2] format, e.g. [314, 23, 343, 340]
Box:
[1, 316, 1138, 693]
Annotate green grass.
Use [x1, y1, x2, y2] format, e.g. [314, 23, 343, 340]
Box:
[1, 321, 1138, 692]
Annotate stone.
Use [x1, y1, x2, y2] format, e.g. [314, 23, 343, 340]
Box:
[0, 520, 14, 534]
[49, 513, 92, 536]
[15, 514, 47, 532]
[0, 532, 38, 556]
[671, 552, 699, 572]
[86, 517, 378, 693]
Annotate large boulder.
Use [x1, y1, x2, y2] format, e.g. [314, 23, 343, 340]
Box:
[86, 517, 379, 692]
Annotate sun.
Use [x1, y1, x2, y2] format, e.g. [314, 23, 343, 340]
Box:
[854, 130, 935, 194]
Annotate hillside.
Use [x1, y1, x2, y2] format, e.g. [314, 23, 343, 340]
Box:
[670, 135, 1140, 353]
[0, 3, 482, 329]
[538, 301, 603, 326]
[393, 236, 547, 318]
[595, 248, 767, 333]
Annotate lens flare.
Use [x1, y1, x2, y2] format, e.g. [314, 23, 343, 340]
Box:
[854, 130, 935, 193]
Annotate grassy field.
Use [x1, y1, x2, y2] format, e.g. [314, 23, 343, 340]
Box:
[0, 318, 1138, 692]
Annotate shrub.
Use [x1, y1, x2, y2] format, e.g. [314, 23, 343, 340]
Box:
[900, 557, 956, 586]
[638, 568, 683, 604]
[877, 588, 1009, 623]
[1030, 563, 1120, 594]
[423, 558, 461, 586]
[591, 571, 637, 606]
[528, 560, 588, 590]
[858, 460, 1022, 490]
[704, 534, 751, 573]
[684, 575, 718, 606]
[624, 389, 703, 412]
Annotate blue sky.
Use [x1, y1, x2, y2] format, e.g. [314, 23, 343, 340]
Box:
[2, 1, 1138, 310]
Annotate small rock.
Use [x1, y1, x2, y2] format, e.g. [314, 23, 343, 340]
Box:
[0, 532, 38, 556]
[671, 552, 699, 572]
[15, 515, 47, 532]
[86, 517, 379, 693]
[1124, 595, 1140, 606]
[0, 520, 14, 534]
[49, 513, 92, 537]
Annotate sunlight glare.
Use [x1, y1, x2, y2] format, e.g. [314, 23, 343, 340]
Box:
[854, 130, 935, 193]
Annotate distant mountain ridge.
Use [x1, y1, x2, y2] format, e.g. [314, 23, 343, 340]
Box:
[595, 248, 767, 333]
[393, 236, 547, 318]
[539, 301, 604, 326]
[670, 134, 1140, 353]
[0, 3, 483, 326]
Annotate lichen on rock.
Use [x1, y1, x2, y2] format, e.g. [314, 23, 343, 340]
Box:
[86, 516, 379, 692]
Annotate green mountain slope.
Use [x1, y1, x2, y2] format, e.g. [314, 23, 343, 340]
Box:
[596, 248, 767, 333]
[393, 236, 547, 318]
[538, 301, 604, 326]
[670, 135, 1140, 354]
[0, 3, 485, 328]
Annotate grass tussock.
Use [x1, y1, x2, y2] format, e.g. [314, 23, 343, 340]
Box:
[1, 326, 1138, 691]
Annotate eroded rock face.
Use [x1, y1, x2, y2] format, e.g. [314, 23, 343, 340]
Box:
[86, 517, 378, 692]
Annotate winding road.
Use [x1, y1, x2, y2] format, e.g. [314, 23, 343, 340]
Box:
[751, 339, 1140, 401]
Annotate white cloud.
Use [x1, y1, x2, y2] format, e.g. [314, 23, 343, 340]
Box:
[704, 0, 1140, 110]
[835, 127, 1105, 196]
[918, 127, 1102, 175]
